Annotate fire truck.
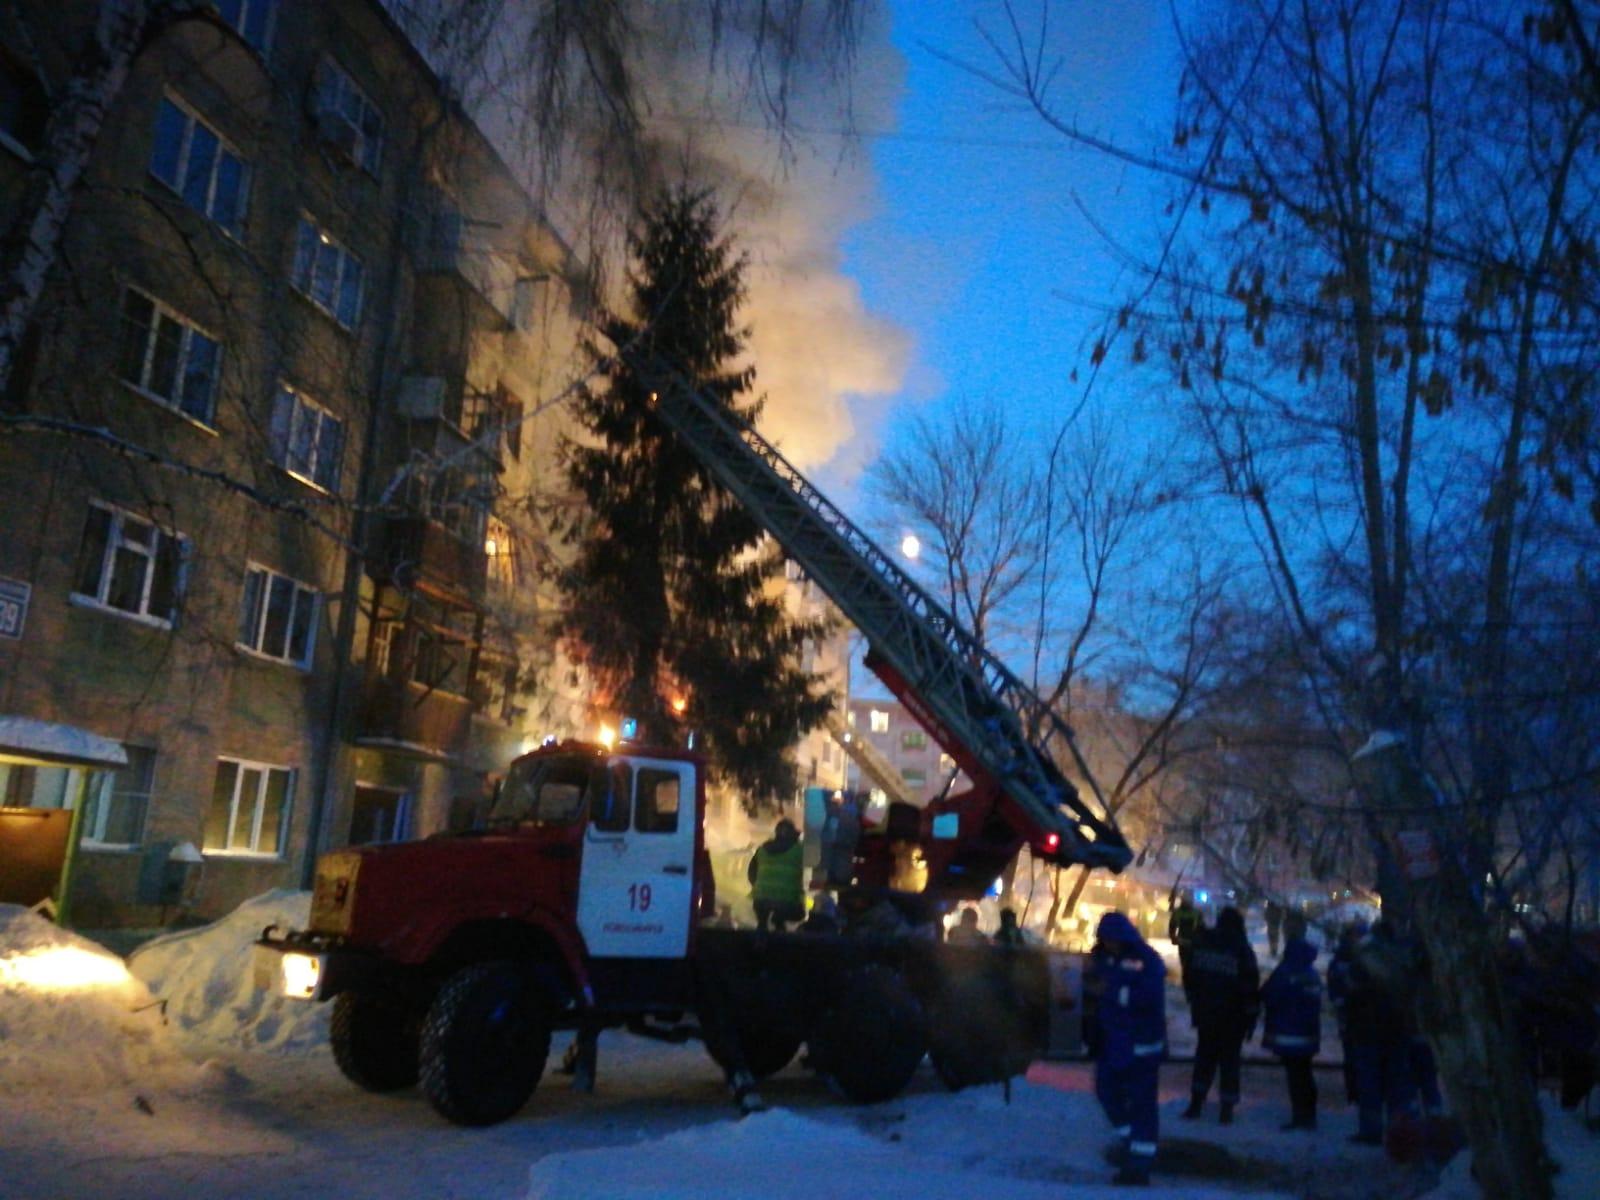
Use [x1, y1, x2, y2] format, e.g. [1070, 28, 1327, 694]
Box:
[254, 355, 1132, 1126]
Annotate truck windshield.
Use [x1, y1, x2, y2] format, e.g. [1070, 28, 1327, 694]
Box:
[490, 756, 596, 826]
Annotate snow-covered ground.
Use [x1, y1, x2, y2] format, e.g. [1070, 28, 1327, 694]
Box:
[2, 896, 1596, 1199]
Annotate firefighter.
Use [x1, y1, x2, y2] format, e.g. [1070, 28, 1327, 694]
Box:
[1167, 891, 1203, 981]
[1261, 931, 1323, 1131]
[747, 818, 804, 932]
[1092, 910, 1168, 1187]
[1182, 906, 1260, 1124]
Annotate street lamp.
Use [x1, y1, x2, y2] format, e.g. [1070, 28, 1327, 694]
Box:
[900, 533, 920, 560]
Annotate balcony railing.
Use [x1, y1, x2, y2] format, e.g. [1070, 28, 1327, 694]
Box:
[377, 514, 486, 600]
[356, 673, 472, 760]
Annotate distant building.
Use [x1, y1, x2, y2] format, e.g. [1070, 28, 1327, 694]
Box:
[0, 0, 582, 925]
[843, 696, 967, 807]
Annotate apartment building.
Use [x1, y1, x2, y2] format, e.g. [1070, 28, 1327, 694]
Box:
[0, 0, 582, 925]
[843, 695, 966, 807]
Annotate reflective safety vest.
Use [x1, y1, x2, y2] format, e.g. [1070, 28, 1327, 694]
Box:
[752, 839, 804, 905]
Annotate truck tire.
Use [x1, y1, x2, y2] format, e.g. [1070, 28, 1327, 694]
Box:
[926, 972, 1031, 1091]
[707, 1025, 803, 1080]
[702, 966, 805, 1080]
[419, 962, 551, 1126]
[807, 965, 926, 1104]
[330, 993, 421, 1092]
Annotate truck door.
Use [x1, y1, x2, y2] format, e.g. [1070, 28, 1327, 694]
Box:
[576, 757, 695, 958]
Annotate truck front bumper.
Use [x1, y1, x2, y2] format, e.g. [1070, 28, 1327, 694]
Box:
[252, 928, 375, 1002]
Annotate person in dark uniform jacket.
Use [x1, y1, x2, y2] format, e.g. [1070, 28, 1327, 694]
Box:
[1182, 906, 1260, 1124]
[1092, 911, 1168, 1187]
[1262, 934, 1323, 1131]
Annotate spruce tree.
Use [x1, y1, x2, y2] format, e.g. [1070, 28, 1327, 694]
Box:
[558, 185, 832, 808]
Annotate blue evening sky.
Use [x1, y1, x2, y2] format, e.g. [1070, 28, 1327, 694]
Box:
[843, 0, 1187, 467]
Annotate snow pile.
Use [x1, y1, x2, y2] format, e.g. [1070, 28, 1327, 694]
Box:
[0, 904, 189, 1090]
[128, 889, 330, 1054]
[525, 1108, 1066, 1200]
[525, 1102, 1280, 1200]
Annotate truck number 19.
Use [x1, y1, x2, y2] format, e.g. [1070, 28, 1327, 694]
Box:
[627, 883, 653, 912]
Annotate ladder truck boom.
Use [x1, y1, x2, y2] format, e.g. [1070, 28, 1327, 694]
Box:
[634, 355, 1133, 890]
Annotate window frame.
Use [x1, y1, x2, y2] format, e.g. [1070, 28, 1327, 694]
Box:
[205, 757, 294, 858]
[269, 383, 344, 492]
[215, 0, 278, 55]
[237, 562, 319, 668]
[869, 709, 890, 733]
[115, 286, 223, 428]
[82, 745, 156, 849]
[290, 215, 364, 329]
[314, 58, 384, 175]
[148, 93, 251, 237]
[70, 500, 189, 628]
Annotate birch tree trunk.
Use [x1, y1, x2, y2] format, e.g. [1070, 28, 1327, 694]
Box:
[0, 1, 201, 398]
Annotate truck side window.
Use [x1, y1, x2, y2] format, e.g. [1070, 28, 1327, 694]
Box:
[592, 762, 632, 832]
[634, 768, 680, 834]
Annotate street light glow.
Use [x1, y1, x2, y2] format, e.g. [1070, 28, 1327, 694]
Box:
[900, 533, 920, 560]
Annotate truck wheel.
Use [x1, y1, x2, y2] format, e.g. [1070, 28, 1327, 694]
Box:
[707, 1026, 803, 1080]
[926, 974, 1031, 1091]
[808, 965, 926, 1104]
[419, 962, 551, 1126]
[330, 993, 421, 1092]
[702, 966, 805, 1080]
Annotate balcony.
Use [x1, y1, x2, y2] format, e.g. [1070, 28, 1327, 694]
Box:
[376, 514, 485, 601]
[396, 377, 511, 472]
[410, 203, 541, 332]
[356, 674, 472, 761]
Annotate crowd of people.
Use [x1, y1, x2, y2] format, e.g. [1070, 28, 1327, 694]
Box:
[1084, 894, 1600, 1187]
[745, 811, 1597, 1189]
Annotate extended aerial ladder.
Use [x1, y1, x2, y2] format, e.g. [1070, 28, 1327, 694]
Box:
[820, 709, 918, 808]
[633, 354, 1132, 897]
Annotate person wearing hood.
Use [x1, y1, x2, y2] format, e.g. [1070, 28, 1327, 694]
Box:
[747, 818, 804, 932]
[1091, 910, 1168, 1187]
[1261, 933, 1323, 1131]
[1182, 906, 1260, 1124]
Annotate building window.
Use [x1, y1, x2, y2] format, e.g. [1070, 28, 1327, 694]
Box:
[469, 654, 516, 721]
[348, 785, 409, 845]
[148, 97, 250, 236]
[313, 59, 383, 174]
[901, 729, 928, 751]
[83, 745, 155, 846]
[901, 767, 927, 788]
[205, 758, 292, 856]
[71, 502, 187, 626]
[215, 0, 277, 53]
[846, 708, 857, 728]
[238, 564, 318, 666]
[291, 216, 364, 327]
[938, 752, 955, 772]
[869, 709, 890, 733]
[116, 288, 222, 426]
[269, 385, 344, 491]
[484, 516, 517, 592]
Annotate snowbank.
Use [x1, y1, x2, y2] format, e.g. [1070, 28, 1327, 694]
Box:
[0, 904, 189, 1091]
[128, 888, 329, 1054]
[525, 1108, 1062, 1200]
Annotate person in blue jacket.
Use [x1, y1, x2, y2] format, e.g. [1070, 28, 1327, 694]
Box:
[1091, 911, 1168, 1187]
[1261, 933, 1323, 1130]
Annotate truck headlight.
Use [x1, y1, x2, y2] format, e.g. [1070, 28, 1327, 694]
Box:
[279, 952, 323, 999]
